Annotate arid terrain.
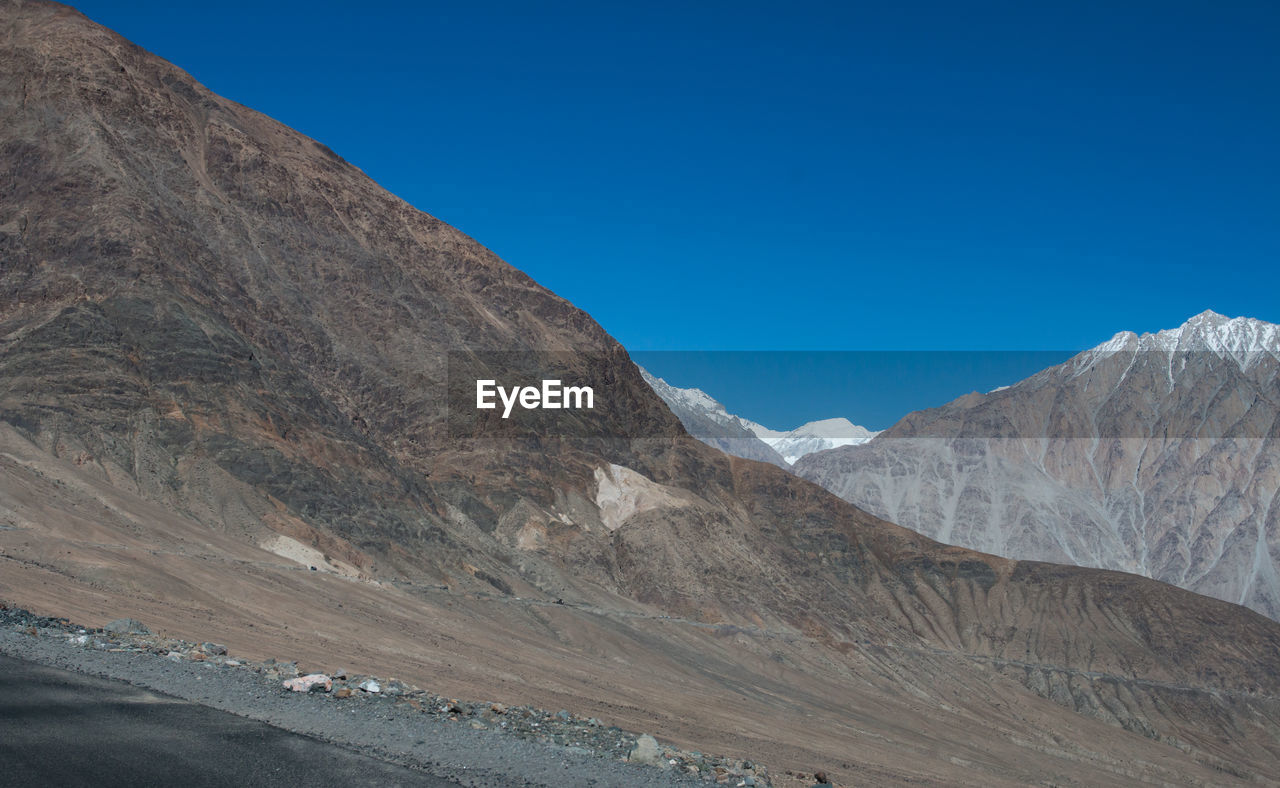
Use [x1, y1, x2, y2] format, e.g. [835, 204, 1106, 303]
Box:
[3, 2, 1280, 785]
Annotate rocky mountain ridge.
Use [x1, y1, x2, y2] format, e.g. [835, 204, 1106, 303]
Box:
[637, 368, 790, 466]
[796, 310, 1280, 620]
[1090, 309, 1280, 359]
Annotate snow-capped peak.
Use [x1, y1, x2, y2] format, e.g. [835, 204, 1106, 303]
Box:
[747, 417, 879, 464]
[1074, 311, 1280, 376]
[792, 417, 875, 440]
[638, 367, 878, 465]
[1103, 311, 1280, 354]
[1151, 310, 1280, 355]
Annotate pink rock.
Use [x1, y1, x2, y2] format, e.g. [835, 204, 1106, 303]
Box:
[283, 673, 332, 693]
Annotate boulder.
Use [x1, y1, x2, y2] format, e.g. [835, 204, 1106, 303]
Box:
[103, 618, 149, 635]
[283, 674, 332, 693]
[628, 734, 666, 767]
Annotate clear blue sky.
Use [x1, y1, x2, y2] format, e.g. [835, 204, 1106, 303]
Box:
[69, 1, 1280, 427]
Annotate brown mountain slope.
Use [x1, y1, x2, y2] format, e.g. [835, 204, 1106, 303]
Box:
[3, 2, 1280, 784]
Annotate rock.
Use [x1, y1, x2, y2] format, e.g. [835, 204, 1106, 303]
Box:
[334, 687, 354, 698]
[103, 618, 149, 635]
[201, 642, 227, 655]
[358, 679, 381, 693]
[283, 674, 332, 693]
[555, 709, 571, 721]
[628, 734, 666, 767]
[331, 667, 348, 679]
[489, 702, 507, 714]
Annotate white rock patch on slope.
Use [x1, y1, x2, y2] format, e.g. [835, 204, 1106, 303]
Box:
[260, 534, 361, 577]
[593, 464, 692, 531]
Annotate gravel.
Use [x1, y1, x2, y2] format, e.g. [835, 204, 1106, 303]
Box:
[0, 605, 767, 787]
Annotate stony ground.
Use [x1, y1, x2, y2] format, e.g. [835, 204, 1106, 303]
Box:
[0, 603, 822, 787]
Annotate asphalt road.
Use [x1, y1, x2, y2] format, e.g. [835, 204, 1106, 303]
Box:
[0, 653, 461, 787]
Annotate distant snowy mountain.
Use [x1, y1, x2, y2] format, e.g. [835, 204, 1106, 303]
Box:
[638, 368, 878, 466]
[745, 417, 878, 465]
[794, 310, 1280, 621]
[637, 369, 789, 466]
